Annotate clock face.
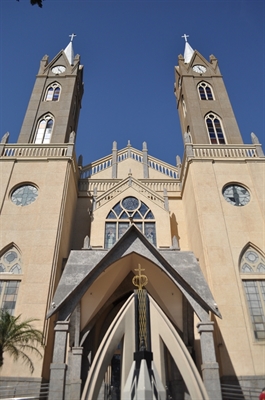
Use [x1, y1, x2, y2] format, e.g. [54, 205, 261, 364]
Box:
[222, 184, 250, 206]
[52, 66, 66, 74]
[192, 65, 207, 74]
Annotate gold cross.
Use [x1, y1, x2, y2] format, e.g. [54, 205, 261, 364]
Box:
[132, 264, 148, 289]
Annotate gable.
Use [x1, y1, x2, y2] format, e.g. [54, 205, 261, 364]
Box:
[47, 226, 221, 322]
[80, 145, 179, 180]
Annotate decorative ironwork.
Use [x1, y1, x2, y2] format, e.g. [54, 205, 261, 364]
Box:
[133, 264, 148, 349]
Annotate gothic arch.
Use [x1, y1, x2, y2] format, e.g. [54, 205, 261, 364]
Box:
[197, 81, 214, 100]
[104, 196, 157, 249]
[34, 113, 54, 144]
[81, 293, 209, 400]
[0, 243, 22, 314]
[239, 242, 265, 340]
[0, 242, 22, 258]
[204, 112, 226, 144]
[44, 82, 61, 102]
[238, 242, 265, 268]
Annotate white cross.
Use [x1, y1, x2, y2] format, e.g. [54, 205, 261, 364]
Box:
[69, 33, 77, 42]
[181, 34, 189, 42]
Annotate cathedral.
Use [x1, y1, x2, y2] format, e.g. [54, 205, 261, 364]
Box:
[0, 36, 264, 400]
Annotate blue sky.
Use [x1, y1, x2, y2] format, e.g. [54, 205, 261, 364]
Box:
[0, 0, 264, 166]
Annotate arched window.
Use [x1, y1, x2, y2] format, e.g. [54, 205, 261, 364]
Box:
[182, 95, 187, 117]
[240, 245, 265, 340]
[0, 247, 22, 315]
[198, 82, 214, 100]
[205, 113, 226, 144]
[45, 83, 61, 101]
[34, 114, 54, 144]
[105, 196, 156, 249]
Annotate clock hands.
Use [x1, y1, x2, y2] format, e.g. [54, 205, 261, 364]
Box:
[225, 185, 250, 206]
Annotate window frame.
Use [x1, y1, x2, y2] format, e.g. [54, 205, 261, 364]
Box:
[197, 81, 214, 100]
[240, 246, 265, 340]
[0, 247, 22, 315]
[205, 112, 226, 144]
[104, 197, 156, 249]
[45, 83, 61, 102]
[34, 114, 54, 144]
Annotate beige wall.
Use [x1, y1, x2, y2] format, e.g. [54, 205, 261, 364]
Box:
[0, 157, 78, 378]
[181, 158, 265, 377]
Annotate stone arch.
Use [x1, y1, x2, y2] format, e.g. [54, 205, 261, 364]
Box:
[0, 242, 22, 257]
[238, 242, 265, 270]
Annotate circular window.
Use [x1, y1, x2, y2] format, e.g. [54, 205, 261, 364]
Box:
[122, 197, 139, 211]
[245, 251, 258, 263]
[4, 251, 18, 264]
[11, 184, 38, 206]
[222, 184, 250, 206]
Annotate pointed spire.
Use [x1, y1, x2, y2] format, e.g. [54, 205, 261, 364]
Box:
[64, 33, 76, 66]
[182, 33, 194, 64]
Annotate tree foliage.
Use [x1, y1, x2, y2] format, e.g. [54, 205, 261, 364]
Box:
[17, 0, 43, 8]
[0, 310, 43, 373]
[30, 0, 43, 7]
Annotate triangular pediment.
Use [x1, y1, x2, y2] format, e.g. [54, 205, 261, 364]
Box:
[179, 50, 219, 75]
[47, 225, 221, 321]
[188, 50, 218, 74]
[95, 175, 165, 210]
[43, 49, 80, 75]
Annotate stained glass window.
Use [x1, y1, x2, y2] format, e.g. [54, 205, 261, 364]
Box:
[0, 247, 22, 315]
[205, 113, 226, 144]
[45, 83, 61, 102]
[198, 82, 214, 100]
[35, 114, 54, 144]
[240, 246, 265, 340]
[105, 196, 156, 249]
[11, 185, 38, 206]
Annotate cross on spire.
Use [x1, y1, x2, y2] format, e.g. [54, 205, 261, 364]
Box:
[69, 33, 77, 42]
[181, 33, 189, 42]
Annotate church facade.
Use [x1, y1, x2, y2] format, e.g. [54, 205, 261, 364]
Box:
[0, 38, 264, 400]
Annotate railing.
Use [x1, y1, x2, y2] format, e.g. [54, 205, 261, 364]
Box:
[221, 383, 261, 400]
[0, 382, 49, 399]
[79, 179, 181, 194]
[148, 159, 178, 178]
[192, 144, 258, 159]
[0, 144, 72, 158]
[140, 180, 181, 193]
[80, 146, 179, 179]
[81, 158, 113, 179]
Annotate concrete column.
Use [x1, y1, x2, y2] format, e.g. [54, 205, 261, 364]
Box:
[197, 322, 222, 400]
[112, 141, 118, 178]
[163, 188, 169, 211]
[142, 142, 149, 178]
[69, 347, 83, 400]
[49, 321, 70, 400]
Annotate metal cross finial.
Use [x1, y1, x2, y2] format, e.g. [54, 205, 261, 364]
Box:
[182, 33, 189, 42]
[69, 33, 77, 42]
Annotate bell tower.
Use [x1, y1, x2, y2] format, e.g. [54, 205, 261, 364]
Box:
[174, 35, 243, 145]
[18, 34, 84, 144]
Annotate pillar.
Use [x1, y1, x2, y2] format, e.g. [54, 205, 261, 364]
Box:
[142, 141, 149, 178]
[197, 321, 222, 400]
[112, 141, 118, 178]
[69, 347, 83, 400]
[49, 321, 70, 400]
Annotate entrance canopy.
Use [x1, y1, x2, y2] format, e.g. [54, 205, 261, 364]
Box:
[47, 225, 221, 322]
